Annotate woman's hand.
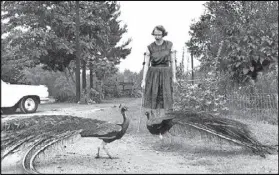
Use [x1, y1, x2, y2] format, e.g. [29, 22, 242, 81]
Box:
[172, 77, 178, 85]
[141, 81, 146, 89]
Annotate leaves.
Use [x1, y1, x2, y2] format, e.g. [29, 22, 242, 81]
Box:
[235, 62, 241, 68]
[186, 1, 278, 83]
[1, 1, 132, 83]
[243, 68, 249, 75]
[249, 67, 254, 72]
[174, 78, 228, 114]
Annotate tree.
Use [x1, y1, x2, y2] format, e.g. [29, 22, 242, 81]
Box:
[75, 1, 81, 102]
[89, 2, 131, 99]
[1, 1, 131, 89]
[93, 2, 132, 81]
[186, 1, 278, 83]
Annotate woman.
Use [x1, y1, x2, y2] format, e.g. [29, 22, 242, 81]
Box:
[141, 25, 177, 118]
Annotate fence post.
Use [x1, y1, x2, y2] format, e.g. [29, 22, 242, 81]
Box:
[276, 94, 278, 110]
[191, 52, 194, 85]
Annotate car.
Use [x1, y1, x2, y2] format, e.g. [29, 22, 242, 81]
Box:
[1, 79, 50, 114]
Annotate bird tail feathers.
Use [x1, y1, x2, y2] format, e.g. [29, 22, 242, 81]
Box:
[169, 120, 277, 157]
[1, 130, 82, 162]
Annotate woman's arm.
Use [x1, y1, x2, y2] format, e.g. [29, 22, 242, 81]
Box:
[171, 47, 177, 83]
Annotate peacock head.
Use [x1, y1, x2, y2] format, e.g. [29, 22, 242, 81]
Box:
[120, 106, 128, 113]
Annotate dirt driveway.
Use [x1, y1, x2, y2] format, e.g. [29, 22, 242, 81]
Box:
[1, 98, 278, 174]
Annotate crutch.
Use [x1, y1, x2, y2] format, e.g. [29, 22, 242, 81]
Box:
[137, 52, 147, 133]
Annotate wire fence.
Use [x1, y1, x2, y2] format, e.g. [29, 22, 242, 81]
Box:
[175, 78, 278, 124]
[225, 92, 278, 122]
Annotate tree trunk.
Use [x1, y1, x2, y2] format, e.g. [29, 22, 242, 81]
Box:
[100, 79, 104, 100]
[75, 1, 81, 102]
[82, 59, 86, 93]
[89, 62, 93, 89]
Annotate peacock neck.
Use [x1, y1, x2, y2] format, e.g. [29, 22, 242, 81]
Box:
[120, 112, 129, 133]
[121, 112, 127, 122]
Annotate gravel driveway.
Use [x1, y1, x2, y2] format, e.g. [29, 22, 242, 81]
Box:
[1, 98, 278, 174]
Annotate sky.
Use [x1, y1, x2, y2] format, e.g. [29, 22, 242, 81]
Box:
[1, 1, 207, 73]
[117, 1, 207, 73]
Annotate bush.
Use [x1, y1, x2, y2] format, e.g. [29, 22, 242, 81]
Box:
[130, 89, 142, 98]
[174, 79, 228, 115]
[21, 65, 77, 102]
[80, 88, 102, 104]
[53, 76, 76, 102]
[103, 77, 121, 98]
[175, 66, 278, 124]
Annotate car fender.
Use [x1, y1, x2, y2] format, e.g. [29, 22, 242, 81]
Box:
[1, 80, 49, 108]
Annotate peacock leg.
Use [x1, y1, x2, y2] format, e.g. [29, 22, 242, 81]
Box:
[167, 131, 175, 144]
[95, 142, 102, 158]
[162, 133, 169, 144]
[159, 133, 163, 140]
[102, 142, 113, 159]
[159, 133, 166, 145]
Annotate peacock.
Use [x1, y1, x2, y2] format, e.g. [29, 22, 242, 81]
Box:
[1, 105, 130, 164]
[145, 110, 175, 139]
[145, 109, 277, 158]
[80, 106, 129, 159]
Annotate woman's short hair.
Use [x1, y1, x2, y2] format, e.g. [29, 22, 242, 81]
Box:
[151, 25, 168, 37]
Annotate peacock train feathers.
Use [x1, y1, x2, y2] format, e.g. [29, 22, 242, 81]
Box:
[1, 115, 103, 161]
[145, 110, 277, 158]
[1, 106, 129, 162]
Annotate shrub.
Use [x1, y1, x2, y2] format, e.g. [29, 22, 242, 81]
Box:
[80, 88, 102, 104]
[21, 65, 76, 102]
[103, 77, 121, 98]
[174, 79, 228, 115]
[53, 76, 76, 102]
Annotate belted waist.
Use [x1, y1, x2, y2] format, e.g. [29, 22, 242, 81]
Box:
[151, 64, 170, 67]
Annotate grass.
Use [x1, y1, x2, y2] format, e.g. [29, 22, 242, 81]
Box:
[226, 110, 278, 125]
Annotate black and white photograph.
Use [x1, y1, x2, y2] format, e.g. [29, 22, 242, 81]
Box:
[1, 1, 278, 174]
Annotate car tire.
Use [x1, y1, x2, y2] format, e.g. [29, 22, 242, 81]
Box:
[19, 97, 39, 113]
